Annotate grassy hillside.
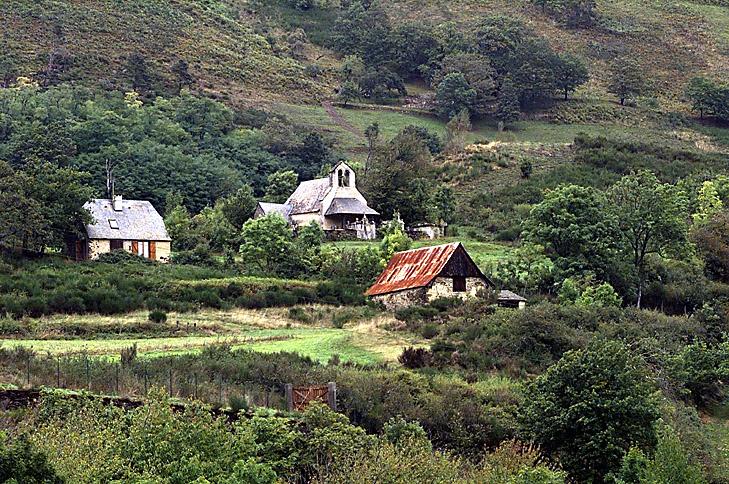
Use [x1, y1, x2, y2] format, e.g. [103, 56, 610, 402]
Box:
[0, 0, 333, 102]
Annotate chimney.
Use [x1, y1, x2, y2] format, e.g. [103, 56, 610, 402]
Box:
[113, 195, 123, 212]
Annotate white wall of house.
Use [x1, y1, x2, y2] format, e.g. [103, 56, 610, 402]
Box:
[88, 239, 110, 260]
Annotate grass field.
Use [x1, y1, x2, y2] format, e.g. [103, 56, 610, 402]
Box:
[0, 307, 422, 365]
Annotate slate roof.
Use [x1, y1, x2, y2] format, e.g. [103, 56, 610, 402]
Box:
[325, 198, 379, 216]
[366, 243, 465, 296]
[257, 202, 292, 222]
[498, 290, 527, 302]
[285, 177, 331, 215]
[84, 199, 171, 241]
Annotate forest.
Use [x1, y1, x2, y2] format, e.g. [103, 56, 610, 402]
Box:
[2, 0, 729, 483]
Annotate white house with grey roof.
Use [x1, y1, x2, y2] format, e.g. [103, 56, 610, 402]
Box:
[254, 162, 379, 239]
[74, 196, 172, 262]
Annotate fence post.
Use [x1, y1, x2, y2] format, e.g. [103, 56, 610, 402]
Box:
[85, 355, 90, 390]
[218, 374, 223, 405]
[115, 364, 120, 394]
[285, 383, 293, 412]
[144, 369, 148, 396]
[26, 354, 31, 387]
[327, 382, 337, 411]
[56, 357, 61, 388]
[168, 368, 173, 396]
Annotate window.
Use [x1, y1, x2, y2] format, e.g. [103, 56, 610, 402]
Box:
[453, 276, 466, 292]
[108, 219, 119, 229]
[110, 240, 123, 251]
[338, 169, 344, 187]
[343, 170, 351, 187]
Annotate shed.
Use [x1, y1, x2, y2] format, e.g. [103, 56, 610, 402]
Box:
[75, 196, 171, 262]
[365, 242, 526, 310]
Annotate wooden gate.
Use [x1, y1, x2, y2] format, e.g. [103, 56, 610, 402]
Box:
[285, 382, 337, 411]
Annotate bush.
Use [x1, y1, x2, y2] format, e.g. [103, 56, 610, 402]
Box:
[148, 310, 168, 324]
[398, 347, 433, 369]
[520, 341, 660, 482]
[96, 250, 150, 264]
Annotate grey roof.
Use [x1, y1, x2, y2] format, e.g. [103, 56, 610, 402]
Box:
[325, 198, 379, 216]
[498, 290, 527, 302]
[84, 199, 171, 241]
[286, 177, 332, 215]
[257, 202, 292, 222]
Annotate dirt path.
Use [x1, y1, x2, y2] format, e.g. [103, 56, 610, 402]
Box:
[322, 101, 363, 138]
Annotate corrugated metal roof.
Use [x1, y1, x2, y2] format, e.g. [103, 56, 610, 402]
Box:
[84, 199, 170, 241]
[325, 198, 379, 216]
[285, 177, 331, 215]
[365, 242, 463, 296]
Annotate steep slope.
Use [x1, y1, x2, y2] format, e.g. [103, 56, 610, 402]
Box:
[0, 0, 332, 102]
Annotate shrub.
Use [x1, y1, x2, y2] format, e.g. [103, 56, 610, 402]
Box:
[420, 323, 439, 339]
[96, 250, 150, 264]
[398, 347, 433, 369]
[287, 306, 312, 324]
[148, 310, 168, 324]
[520, 341, 660, 482]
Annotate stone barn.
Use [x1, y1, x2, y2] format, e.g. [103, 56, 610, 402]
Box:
[74, 196, 172, 262]
[365, 242, 526, 310]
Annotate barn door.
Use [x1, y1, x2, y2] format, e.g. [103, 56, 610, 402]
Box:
[149, 242, 156, 260]
[131, 241, 138, 254]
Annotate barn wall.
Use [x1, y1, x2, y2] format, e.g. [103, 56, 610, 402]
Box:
[155, 241, 171, 263]
[88, 239, 110, 260]
[426, 277, 489, 301]
[371, 287, 428, 310]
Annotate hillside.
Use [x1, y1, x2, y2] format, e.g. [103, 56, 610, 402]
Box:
[0, 0, 334, 102]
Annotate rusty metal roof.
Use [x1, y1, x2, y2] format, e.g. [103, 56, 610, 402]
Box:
[365, 242, 465, 296]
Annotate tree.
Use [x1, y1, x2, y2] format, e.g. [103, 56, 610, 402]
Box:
[495, 77, 521, 129]
[609, 170, 689, 307]
[239, 214, 295, 275]
[264, 170, 298, 203]
[431, 186, 456, 226]
[171, 59, 194, 94]
[219, 185, 258, 230]
[525, 184, 617, 280]
[0, 49, 19, 87]
[443, 109, 471, 153]
[435, 73, 476, 119]
[521, 341, 660, 482]
[338, 80, 360, 107]
[0, 161, 47, 250]
[555, 54, 588, 100]
[608, 58, 648, 105]
[435, 53, 496, 116]
[692, 180, 723, 226]
[685, 77, 716, 119]
[692, 210, 729, 283]
[127, 52, 153, 98]
[364, 122, 379, 174]
[640, 428, 707, 484]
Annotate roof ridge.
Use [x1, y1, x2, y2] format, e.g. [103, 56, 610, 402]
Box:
[395, 241, 460, 255]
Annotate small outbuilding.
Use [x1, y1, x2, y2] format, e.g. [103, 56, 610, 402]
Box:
[365, 242, 526, 310]
[74, 196, 171, 262]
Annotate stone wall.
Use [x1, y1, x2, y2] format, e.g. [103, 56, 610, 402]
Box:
[371, 287, 428, 310]
[426, 277, 489, 302]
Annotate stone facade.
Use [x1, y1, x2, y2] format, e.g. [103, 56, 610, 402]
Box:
[426, 277, 489, 301]
[372, 276, 489, 310]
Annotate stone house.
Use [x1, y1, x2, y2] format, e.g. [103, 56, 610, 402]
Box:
[365, 242, 526, 310]
[254, 161, 379, 239]
[74, 196, 171, 262]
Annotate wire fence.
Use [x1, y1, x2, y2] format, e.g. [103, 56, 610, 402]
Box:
[0, 350, 287, 410]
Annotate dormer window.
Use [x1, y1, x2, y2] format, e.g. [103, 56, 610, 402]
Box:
[109, 219, 119, 229]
